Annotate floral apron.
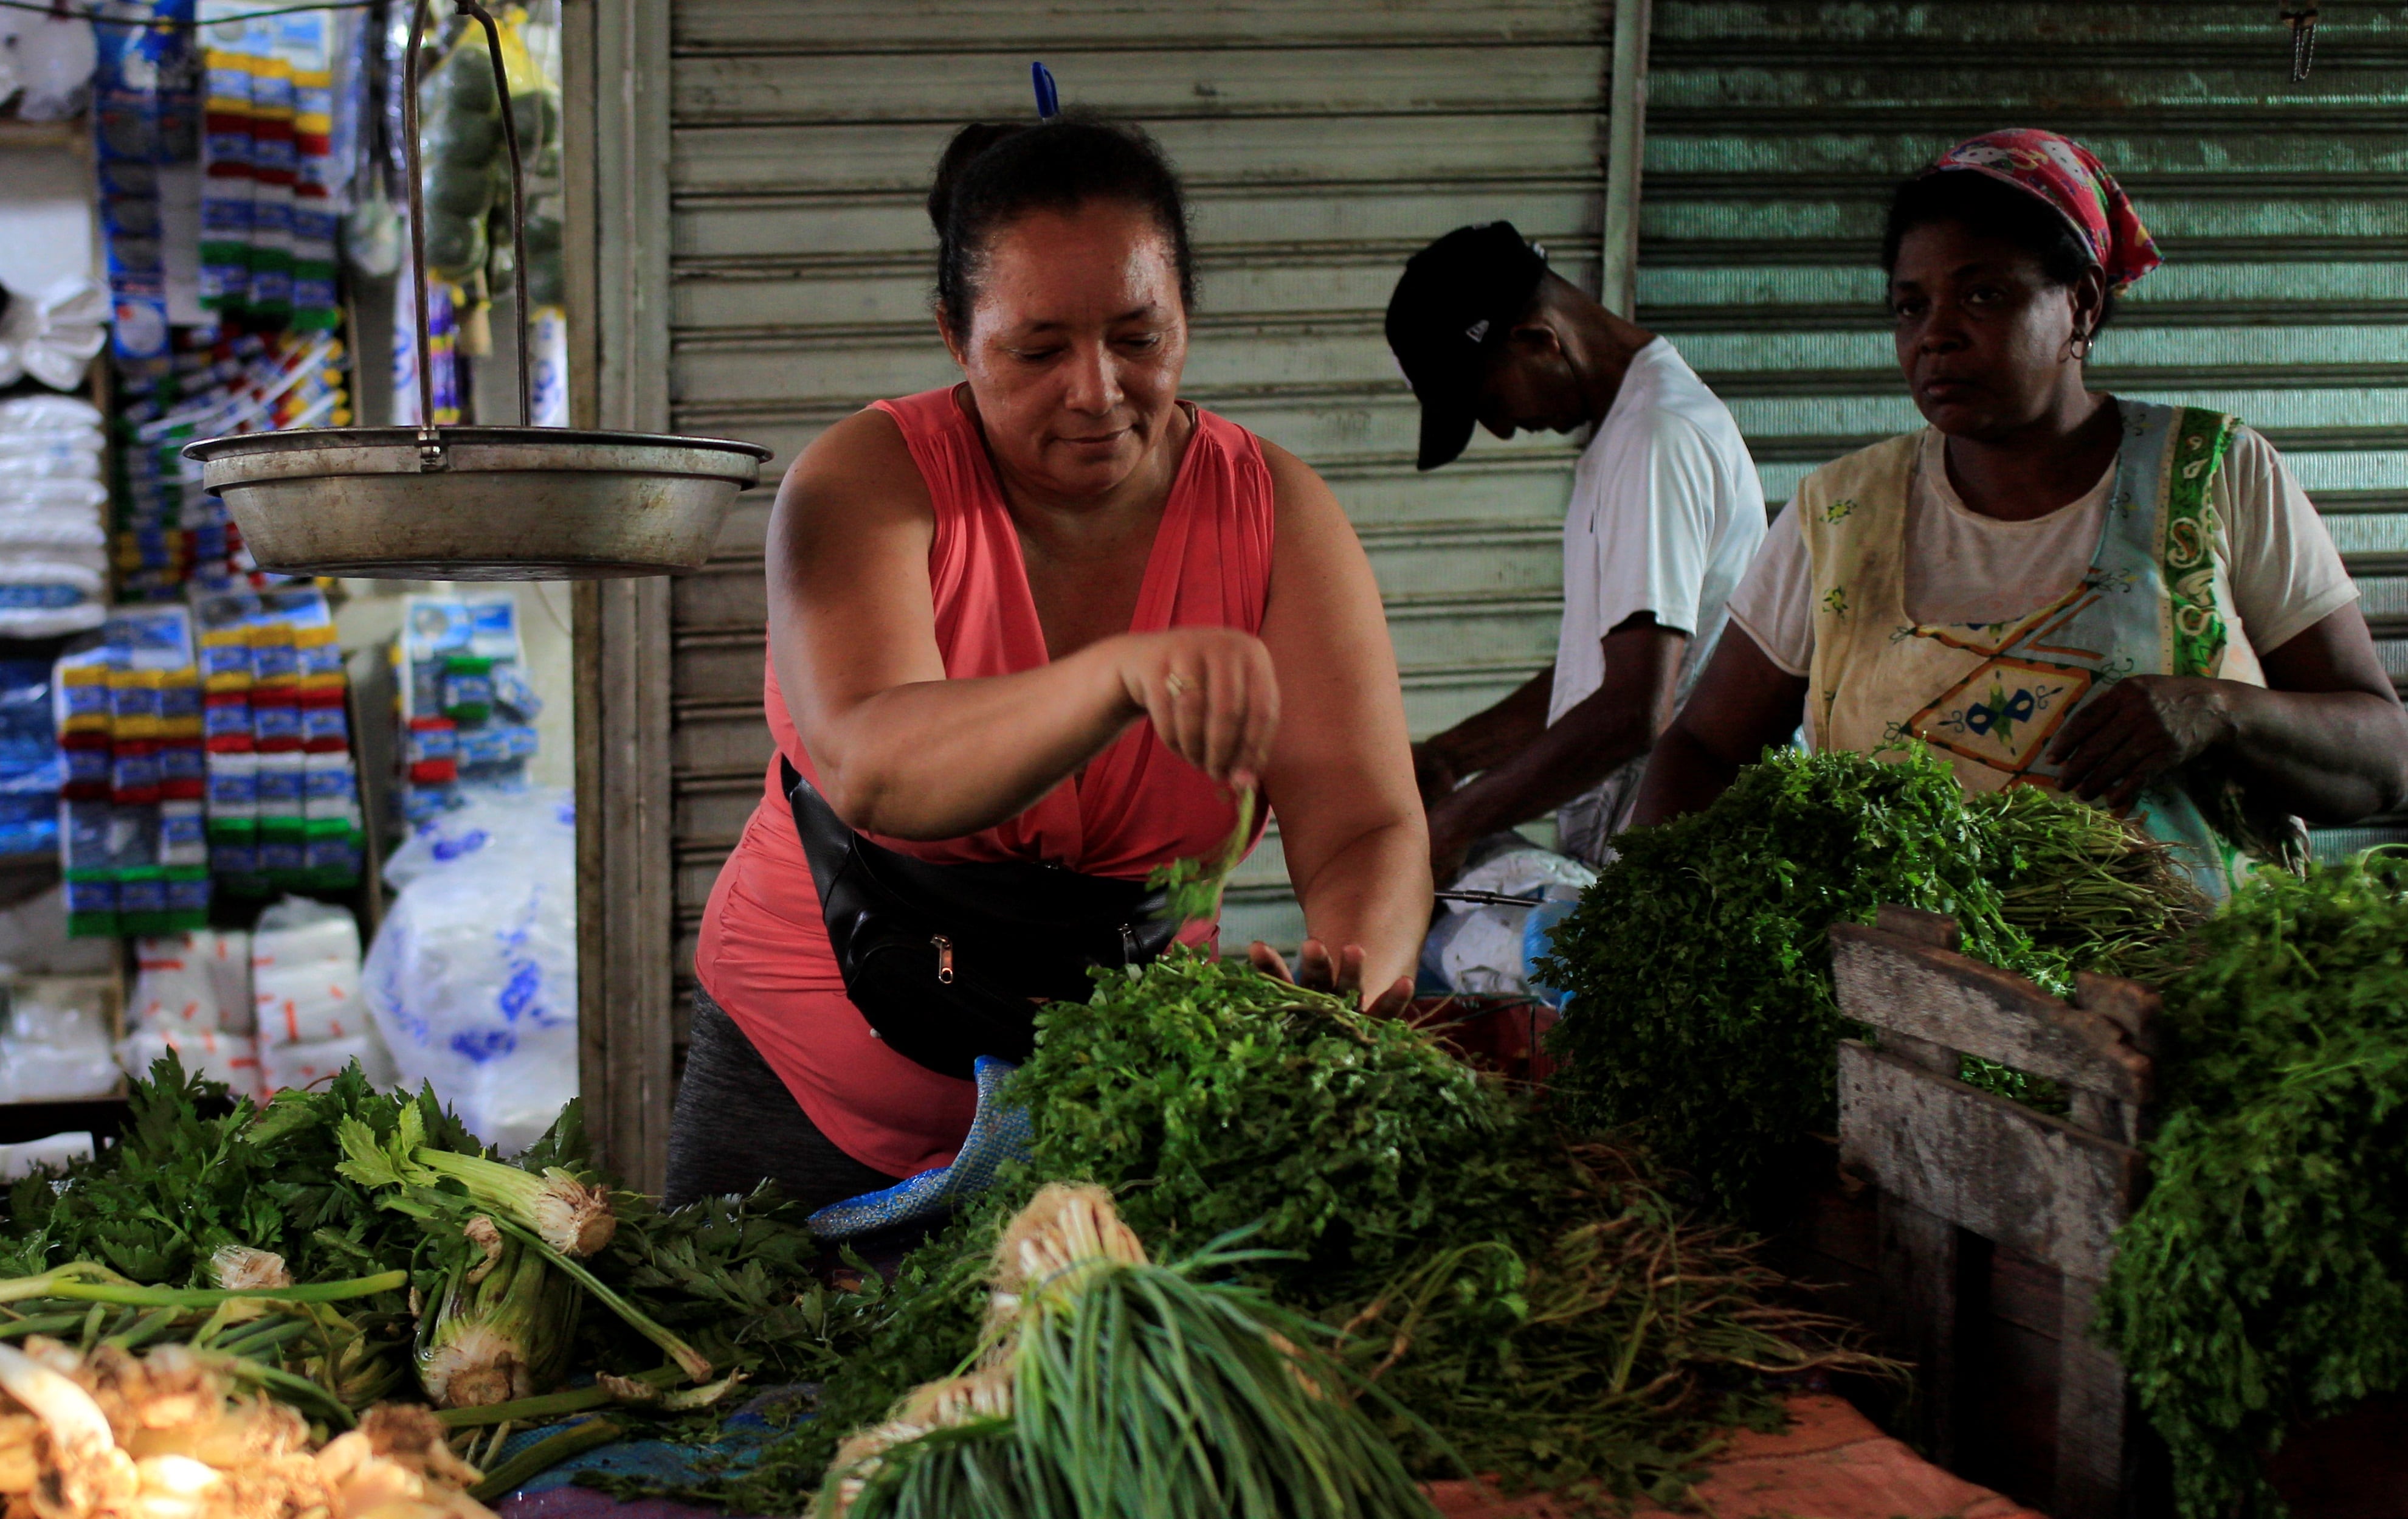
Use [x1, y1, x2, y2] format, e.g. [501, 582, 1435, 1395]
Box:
[1796, 398, 2293, 898]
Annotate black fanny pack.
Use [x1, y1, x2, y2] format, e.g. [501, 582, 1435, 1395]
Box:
[782, 759, 1180, 1078]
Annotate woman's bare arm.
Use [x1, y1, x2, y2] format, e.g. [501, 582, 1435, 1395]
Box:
[2049, 602, 2408, 822]
[768, 407, 1277, 839]
[1628, 627, 1810, 828]
[1250, 442, 1432, 1005]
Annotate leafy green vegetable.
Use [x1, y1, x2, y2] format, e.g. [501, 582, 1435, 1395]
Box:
[1980, 778, 2208, 988]
[2100, 855, 2408, 1519]
[1537, 749, 2203, 1223]
[593, 1187, 889, 1387]
[335, 1104, 616, 1258]
[720, 955, 1872, 1514]
[835, 1191, 1438, 1519]
[416, 1228, 580, 1407]
[1147, 787, 1256, 924]
[0, 1057, 872, 1429]
[1537, 749, 2041, 1221]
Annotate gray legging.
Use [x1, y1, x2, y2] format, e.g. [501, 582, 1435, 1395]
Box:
[663, 986, 902, 1211]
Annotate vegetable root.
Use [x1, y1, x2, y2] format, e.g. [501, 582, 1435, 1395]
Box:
[0, 1340, 497, 1519]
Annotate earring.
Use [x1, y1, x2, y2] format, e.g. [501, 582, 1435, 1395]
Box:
[2068, 331, 2094, 362]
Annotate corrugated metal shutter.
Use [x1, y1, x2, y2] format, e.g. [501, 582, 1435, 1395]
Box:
[1646, 0, 2408, 860]
[662, 0, 1615, 991]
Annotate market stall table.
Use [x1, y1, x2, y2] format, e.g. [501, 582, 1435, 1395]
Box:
[486, 1393, 2040, 1519]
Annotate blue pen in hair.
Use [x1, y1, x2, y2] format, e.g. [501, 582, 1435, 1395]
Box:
[1031, 61, 1060, 119]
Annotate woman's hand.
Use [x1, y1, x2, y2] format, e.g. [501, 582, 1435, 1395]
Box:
[1248, 938, 1416, 1019]
[1113, 628, 1280, 789]
[2046, 675, 2234, 812]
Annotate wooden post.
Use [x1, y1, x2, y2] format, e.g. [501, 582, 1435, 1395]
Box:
[2055, 1273, 2128, 1519]
[563, 0, 678, 1191]
[1877, 1191, 1960, 1462]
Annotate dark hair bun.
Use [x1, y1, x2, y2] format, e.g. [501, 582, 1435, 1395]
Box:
[926, 112, 1195, 334]
[927, 122, 1028, 234]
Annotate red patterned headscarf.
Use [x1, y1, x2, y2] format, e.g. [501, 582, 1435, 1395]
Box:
[1925, 128, 2161, 294]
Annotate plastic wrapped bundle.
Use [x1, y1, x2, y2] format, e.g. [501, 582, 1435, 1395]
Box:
[365, 791, 576, 1154]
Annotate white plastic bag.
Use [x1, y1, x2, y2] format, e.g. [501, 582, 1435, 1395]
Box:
[251, 897, 365, 1045]
[114, 1027, 262, 1101]
[131, 935, 218, 1032]
[130, 930, 252, 1033]
[0, 1132, 91, 1180]
[259, 1034, 379, 1096]
[0, 982, 117, 1102]
[1423, 845, 1597, 996]
[366, 787, 576, 1154]
[382, 788, 578, 892]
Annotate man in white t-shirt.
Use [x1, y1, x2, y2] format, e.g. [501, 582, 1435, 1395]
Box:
[1384, 222, 1767, 873]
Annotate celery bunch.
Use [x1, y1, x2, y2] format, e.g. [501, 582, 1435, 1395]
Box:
[335, 1106, 614, 1259]
[336, 1105, 711, 1403]
[416, 1228, 579, 1408]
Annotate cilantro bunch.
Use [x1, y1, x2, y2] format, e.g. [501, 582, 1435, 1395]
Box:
[1536, 748, 2045, 1222]
[1018, 951, 1522, 1281]
[2101, 856, 2408, 1519]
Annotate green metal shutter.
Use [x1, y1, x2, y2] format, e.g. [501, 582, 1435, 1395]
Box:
[1646, 0, 2408, 860]
[663, 0, 1613, 978]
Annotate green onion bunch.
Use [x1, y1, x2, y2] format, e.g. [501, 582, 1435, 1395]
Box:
[826, 1185, 1435, 1519]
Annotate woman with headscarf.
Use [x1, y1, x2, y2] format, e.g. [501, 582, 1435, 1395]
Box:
[1632, 128, 2408, 892]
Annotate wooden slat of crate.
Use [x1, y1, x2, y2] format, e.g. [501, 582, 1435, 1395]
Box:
[1837, 1040, 2144, 1282]
[1830, 922, 2151, 1102]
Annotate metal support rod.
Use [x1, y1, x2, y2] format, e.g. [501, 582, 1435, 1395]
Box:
[402, 0, 436, 441]
[1599, 0, 1654, 318]
[463, 0, 534, 427]
[402, 1, 537, 435]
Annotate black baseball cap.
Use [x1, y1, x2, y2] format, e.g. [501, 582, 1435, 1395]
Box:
[1384, 222, 1550, 470]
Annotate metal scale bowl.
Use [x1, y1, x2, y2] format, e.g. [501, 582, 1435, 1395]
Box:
[183, 2, 769, 579]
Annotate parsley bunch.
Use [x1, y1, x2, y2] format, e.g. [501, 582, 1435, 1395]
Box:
[2100, 856, 2408, 1519]
[1535, 748, 2203, 1224]
[1536, 748, 2044, 1222]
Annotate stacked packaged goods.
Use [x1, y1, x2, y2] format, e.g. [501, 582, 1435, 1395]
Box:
[0, 660, 60, 861]
[92, 0, 201, 385]
[394, 593, 538, 824]
[0, 396, 109, 637]
[54, 607, 210, 939]
[115, 329, 348, 598]
[196, 0, 342, 331]
[117, 926, 263, 1096]
[195, 585, 362, 894]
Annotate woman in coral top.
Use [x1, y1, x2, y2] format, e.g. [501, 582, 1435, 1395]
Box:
[669, 117, 1430, 1210]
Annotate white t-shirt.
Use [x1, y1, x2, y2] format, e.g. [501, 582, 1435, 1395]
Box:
[1725, 423, 2358, 677]
[1548, 339, 1767, 722]
[1547, 339, 1766, 856]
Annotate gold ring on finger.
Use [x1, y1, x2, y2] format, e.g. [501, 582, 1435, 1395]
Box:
[1164, 672, 1193, 697]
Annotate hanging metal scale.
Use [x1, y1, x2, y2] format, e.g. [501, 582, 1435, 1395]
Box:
[182, 0, 770, 580]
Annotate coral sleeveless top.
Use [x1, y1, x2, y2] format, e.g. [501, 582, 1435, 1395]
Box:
[694, 386, 1275, 1178]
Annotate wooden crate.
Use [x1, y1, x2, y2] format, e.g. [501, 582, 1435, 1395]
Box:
[1826, 907, 2408, 1518]
[1830, 904, 2159, 1519]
